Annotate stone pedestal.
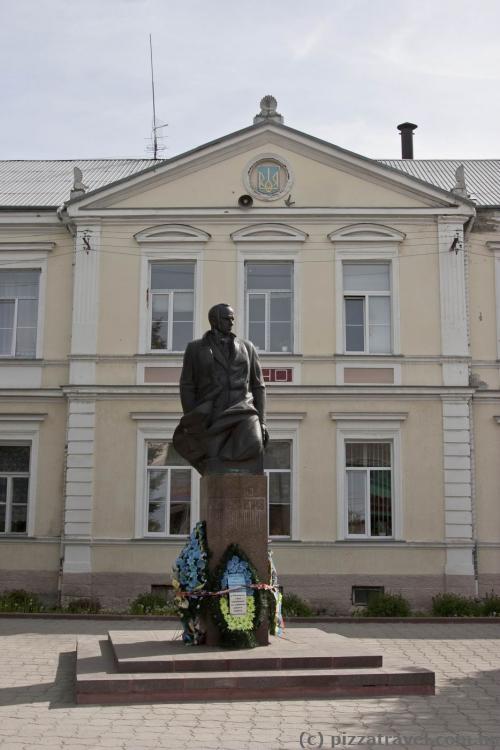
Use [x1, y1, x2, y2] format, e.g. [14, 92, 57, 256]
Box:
[200, 474, 269, 647]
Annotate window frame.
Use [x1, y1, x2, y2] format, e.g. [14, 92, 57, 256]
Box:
[334, 415, 405, 541]
[134, 415, 199, 539]
[330, 224, 403, 357]
[0, 414, 44, 538]
[265, 438, 293, 539]
[232, 223, 306, 357]
[245, 261, 294, 354]
[144, 441, 193, 538]
[135, 225, 208, 356]
[264, 414, 303, 541]
[0, 253, 48, 361]
[0, 443, 31, 534]
[148, 261, 196, 353]
[343, 262, 392, 355]
[344, 440, 393, 539]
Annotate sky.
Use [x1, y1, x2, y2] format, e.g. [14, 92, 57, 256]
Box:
[1, 0, 500, 161]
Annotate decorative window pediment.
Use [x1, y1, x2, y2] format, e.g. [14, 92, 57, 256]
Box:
[134, 224, 211, 244]
[328, 224, 406, 243]
[231, 223, 308, 243]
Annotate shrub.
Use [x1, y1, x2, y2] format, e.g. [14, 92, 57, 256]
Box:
[281, 592, 314, 617]
[65, 597, 101, 614]
[0, 589, 45, 613]
[480, 592, 500, 617]
[431, 593, 481, 617]
[129, 592, 177, 616]
[362, 592, 411, 617]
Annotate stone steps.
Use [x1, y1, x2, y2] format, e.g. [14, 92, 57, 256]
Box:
[75, 628, 435, 704]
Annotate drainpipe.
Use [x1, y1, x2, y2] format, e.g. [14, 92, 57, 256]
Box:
[463, 210, 479, 596]
[55, 203, 76, 604]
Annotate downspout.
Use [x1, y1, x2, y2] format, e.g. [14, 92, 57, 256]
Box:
[55, 203, 76, 604]
[463, 210, 479, 596]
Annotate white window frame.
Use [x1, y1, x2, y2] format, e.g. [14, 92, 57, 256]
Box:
[0, 414, 45, 538]
[332, 413, 406, 541]
[343, 263, 392, 354]
[0, 246, 51, 360]
[0, 443, 31, 534]
[245, 262, 294, 353]
[135, 224, 208, 356]
[266, 413, 304, 540]
[148, 262, 196, 353]
[344, 440, 393, 539]
[329, 224, 404, 356]
[132, 413, 199, 539]
[232, 223, 307, 355]
[265, 439, 293, 539]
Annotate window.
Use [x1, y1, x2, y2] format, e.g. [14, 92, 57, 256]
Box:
[0, 270, 40, 357]
[352, 586, 384, 606]
[346, 442, 392, 537]
[0, 445, 30, 534]
[265, 440, 291, 537]
[343, 263, 391, 354]
[246, 262, 293, 352]
[149, 262, 194, 352]
[146, 441, 192, 536]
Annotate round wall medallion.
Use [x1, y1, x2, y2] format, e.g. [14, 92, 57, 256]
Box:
[243, 153, 293, 202]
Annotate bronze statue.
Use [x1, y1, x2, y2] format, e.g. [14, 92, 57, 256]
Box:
[173, 303, 268, 475]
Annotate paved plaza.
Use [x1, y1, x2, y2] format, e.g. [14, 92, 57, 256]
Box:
[0, 618, 499, 750]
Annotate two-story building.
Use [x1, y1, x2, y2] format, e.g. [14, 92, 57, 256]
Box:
[1, 97, 499, 613]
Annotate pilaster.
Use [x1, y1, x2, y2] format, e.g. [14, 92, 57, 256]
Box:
[69, 223, 101, 384]
[62, 399, 96, 580]
[438, 217, 469, 385]
[441, 398, 474, 576]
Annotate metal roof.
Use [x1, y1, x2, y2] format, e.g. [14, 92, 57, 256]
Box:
[380, 159, 500, 207]
[0, 152, 499, 208]
[0, 159, 161, 208]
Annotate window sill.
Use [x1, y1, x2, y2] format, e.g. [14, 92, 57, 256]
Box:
[336, 538, 405, 544]
[0, 358, 42, 364]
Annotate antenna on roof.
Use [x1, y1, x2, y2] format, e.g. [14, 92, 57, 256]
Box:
[146, 33, 167, 160]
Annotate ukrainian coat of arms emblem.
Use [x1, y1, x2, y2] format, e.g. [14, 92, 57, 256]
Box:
[244, 154, 293, 201]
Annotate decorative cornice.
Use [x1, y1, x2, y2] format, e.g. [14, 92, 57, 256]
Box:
[330, 411, 408, 422]
[0, 242, 55, 252]
[231, 223, 307, 242]
[134, 223, 210, 243]
[0, 413, 47, 421]
[328, 223, 405, 243]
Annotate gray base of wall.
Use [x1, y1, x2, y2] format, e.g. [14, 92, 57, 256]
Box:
[4, 571, 500, 614]
[0, 570, 59, 604]
[281, 574, 480, 614]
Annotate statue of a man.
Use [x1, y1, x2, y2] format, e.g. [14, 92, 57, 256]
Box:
[173, 303, 269, 475]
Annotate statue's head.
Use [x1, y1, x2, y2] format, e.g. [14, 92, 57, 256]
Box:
[208, 303, 234, 335]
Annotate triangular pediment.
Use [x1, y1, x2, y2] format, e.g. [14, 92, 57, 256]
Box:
[66, 123, 474, 216]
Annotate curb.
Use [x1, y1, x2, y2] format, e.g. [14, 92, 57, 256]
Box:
[0, 612, 499, 623]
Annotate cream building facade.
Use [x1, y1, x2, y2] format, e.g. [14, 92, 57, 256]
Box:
[1, 100, 499, 613]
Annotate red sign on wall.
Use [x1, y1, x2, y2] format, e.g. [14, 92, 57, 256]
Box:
[262, 368, 293, 383]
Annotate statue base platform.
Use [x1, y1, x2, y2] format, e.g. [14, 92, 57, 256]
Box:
[75, 628, 435, 704]
[200, 473, 269, 647]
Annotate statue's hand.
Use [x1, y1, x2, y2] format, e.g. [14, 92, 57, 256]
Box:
[261, 423, 270, 446]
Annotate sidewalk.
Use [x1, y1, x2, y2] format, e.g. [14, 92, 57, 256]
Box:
[0, 619, 499, 750]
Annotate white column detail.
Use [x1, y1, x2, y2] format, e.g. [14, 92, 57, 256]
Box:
[438, 217, 469, 385]
[63, 399, 96, 574]
[69, 224, 101, 384]
[487, 242, 500, 359]
[442, 398, 474, 575]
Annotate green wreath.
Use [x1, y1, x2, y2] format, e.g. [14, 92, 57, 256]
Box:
[206, 543, 266, 649]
